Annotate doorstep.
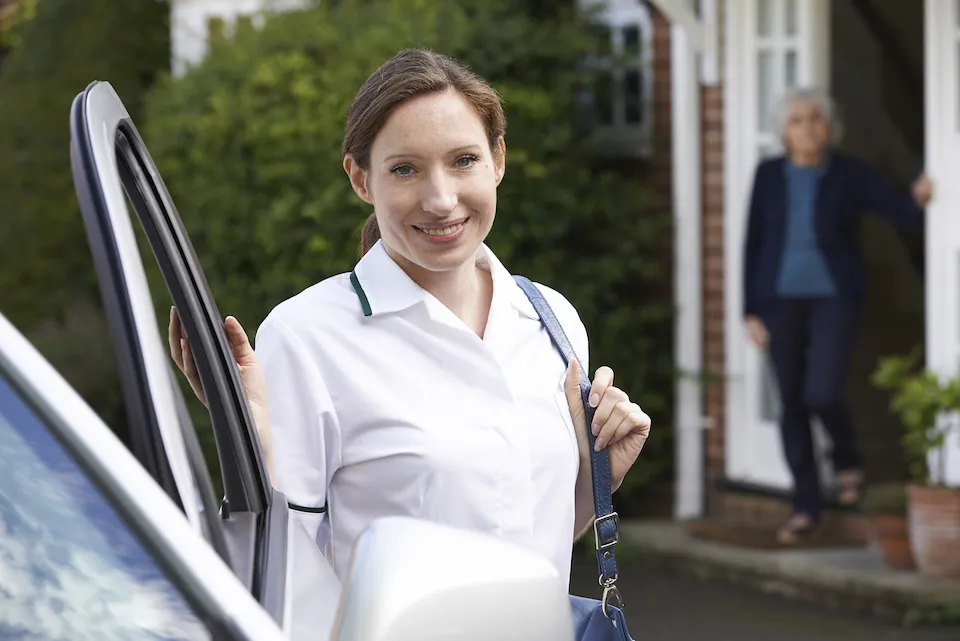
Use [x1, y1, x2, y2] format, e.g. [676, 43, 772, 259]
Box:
[618, 520, 960, 626]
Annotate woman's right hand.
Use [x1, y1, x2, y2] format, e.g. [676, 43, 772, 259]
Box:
[168, 307, 275, 479]
[745, 315, 769, 350]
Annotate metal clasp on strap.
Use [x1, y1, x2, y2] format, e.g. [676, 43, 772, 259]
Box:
[601, 581, 623, 619]
[593, 511, 620, 550]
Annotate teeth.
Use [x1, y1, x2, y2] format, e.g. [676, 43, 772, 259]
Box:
[419, 223, 463, 237]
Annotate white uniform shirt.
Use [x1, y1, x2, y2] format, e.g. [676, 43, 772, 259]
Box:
[255, 240, 588, 590]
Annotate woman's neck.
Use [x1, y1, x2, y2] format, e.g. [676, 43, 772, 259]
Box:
[395, 253, 494, 337]
[789, 150, 824, 167]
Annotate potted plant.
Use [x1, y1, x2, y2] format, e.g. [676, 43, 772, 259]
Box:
[861, 482, 914, 570]
[872, 348, 960, 579]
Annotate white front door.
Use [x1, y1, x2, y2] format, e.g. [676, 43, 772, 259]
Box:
[924, 0, 960, 486]
[723, 0, 831, 489]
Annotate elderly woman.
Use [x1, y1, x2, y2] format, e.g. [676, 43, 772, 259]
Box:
[743, 87, 933, 545]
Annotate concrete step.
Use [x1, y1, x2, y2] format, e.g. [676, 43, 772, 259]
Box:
[618, 520, 960, 627]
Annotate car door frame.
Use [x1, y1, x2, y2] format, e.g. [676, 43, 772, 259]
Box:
[69, 80, 288, 621]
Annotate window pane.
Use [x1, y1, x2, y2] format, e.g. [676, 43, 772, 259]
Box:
[0, 376, 211, 640]
[594, 71, 615, 126]
[624, 69, 644, 124]
[757, 0, 774, 37]
[785, 50, 798, 88]
[785, 0, 798, 36]
[757, 51, 776, 132]
[623, 25, 641, 56]
[588, 22, 613, 60]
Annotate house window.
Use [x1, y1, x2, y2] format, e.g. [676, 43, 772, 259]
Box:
[581, 0, 654, 157]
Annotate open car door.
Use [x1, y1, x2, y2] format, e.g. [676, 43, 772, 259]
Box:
[68, 80, 290, 624]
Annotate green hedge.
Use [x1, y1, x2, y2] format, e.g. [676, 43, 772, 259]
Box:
[0, 0, 169, 435]
[143, 0, 674, 498]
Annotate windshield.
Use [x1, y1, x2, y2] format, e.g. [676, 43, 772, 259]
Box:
[0, 373, 211, 641]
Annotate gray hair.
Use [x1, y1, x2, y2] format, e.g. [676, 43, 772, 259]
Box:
[771, 86, 844, 147]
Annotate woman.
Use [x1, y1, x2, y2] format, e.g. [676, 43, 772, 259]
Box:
[170, 49, 651, 601]
[743, 87, 933, 545]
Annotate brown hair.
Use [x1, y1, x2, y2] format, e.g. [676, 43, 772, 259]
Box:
[342, 48, 507, 257]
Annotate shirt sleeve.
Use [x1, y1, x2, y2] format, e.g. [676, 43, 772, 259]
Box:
[255, 314, 342, 548]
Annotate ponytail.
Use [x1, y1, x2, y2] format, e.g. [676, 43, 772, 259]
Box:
[359, 212, 381, 257]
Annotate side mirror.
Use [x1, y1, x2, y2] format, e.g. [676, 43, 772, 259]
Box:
[332, 517, 574, 641]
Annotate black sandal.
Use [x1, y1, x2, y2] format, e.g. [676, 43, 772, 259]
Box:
[836, 470, 865, 508]
[776, 514, 818, 546]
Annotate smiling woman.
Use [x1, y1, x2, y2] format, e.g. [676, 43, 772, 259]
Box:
[168, 47, 649, 639]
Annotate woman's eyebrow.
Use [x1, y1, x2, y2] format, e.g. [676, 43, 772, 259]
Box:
[382, 145, 484, 164]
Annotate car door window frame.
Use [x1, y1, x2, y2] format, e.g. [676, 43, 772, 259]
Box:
[69, 81, 287, 622]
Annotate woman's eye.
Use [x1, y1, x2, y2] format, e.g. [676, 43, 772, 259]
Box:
[390, 164, 414, 176]
[455, 155, 479, 168]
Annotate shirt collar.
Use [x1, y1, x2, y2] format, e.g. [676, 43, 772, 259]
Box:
[351, 240, 539, 320]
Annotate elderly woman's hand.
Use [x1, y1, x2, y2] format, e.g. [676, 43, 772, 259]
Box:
[912, 173, 933, 208]
[745, 315, 769, 350]
[168, 307, 274, 479]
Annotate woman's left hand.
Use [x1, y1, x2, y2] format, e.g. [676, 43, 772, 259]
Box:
[912, 172, 934, 208]
[564, 360, 651, 491]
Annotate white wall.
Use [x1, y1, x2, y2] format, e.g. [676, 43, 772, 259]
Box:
[170, 0, 308, 76]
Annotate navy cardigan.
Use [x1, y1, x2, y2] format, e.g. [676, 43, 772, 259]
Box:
[743, 152, 924, 317]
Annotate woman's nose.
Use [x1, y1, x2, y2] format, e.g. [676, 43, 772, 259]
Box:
[421, 173, 458, 215]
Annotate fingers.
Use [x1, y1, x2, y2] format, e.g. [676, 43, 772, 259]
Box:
[607, 402, 651, 448]
[588, 366, 613, 408]
[591, 387, 629, 450]
[224, 316, 256, 367]
[180, 331, 206, 405]
[563, 359, 587, 429]
[169, 306, 184, 370]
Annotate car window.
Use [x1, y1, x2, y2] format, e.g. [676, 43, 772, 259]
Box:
[0, 373, 212, 641]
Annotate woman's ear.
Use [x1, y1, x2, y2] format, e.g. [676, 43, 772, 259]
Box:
[343, 155, 374, 205]
[493, 136, 507, 185]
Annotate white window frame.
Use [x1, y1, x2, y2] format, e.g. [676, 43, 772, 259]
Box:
[923, 0, 960, 485]
[581, 0, 655, 158]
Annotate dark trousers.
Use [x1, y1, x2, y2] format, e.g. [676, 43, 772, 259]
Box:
[760, 297, 863, 518]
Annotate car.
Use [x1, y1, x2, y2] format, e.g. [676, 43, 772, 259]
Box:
[0, 80, 574, 641]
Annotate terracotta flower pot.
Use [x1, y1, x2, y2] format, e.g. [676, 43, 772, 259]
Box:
[907, 484, 960, 579]
[870, 514, 915, 571]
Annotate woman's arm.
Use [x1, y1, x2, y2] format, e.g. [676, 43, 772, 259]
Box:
[857, 160, 929, 229]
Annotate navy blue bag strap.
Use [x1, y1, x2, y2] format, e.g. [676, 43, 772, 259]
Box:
[513, 276, 622, 604]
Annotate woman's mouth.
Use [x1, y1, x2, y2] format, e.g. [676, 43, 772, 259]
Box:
[414, 220, 466, 242]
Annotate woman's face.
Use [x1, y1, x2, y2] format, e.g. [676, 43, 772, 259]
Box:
[782, 99, 830, 160]
[344, 89, 505, 278]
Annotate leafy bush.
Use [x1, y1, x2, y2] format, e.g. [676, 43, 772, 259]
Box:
[143, 0, 673, 498]
[871, 347, 960, 486]
[0, 0, 169, 436]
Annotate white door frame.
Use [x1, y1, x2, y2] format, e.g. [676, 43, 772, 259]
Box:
[924, 0, 960, 486]
[723, 0, 831, 489]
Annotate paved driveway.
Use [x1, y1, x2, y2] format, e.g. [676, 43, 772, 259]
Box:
[569, 554, 960, 640]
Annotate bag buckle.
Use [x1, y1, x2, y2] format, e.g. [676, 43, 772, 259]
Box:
[601, 582, 623, 619]
[593, 512, 620, 550]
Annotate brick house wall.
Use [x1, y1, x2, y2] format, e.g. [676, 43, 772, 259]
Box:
[702, 0, 725, 483]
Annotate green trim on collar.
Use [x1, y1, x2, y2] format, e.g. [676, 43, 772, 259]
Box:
[287, 502, 327, 514]
[350, 271, 372, 317]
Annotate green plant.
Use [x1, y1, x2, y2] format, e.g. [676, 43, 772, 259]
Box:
[142, 0, 674, 495]
[861, 481, 908, 516]
[0, 0, 169, 438]
[871, 346, 960, 486]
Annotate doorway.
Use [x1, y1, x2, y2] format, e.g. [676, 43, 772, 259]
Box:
[829, 0, 925, 485]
